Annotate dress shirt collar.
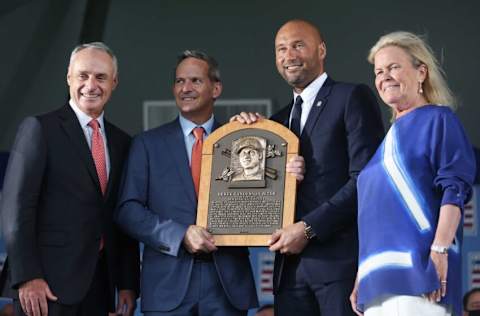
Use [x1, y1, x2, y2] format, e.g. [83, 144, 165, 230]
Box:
[68, 99, 106, 131]
[293, 72, 328, 105]
[179, 114, 214, 137]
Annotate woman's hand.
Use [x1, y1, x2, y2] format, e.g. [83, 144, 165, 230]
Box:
[426, 251, 448, 302]
[349, 276, 363, 316]
[425, 204, 460, 302]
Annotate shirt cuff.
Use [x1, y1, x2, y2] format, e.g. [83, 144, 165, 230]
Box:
[441, 186, 467, 210]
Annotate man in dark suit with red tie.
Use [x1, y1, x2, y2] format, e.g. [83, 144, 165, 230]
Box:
[0, 42, 139, 316]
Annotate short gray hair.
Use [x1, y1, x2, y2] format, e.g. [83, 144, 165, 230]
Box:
[174, 49, 221, 82]
[69, 42, 118, 76]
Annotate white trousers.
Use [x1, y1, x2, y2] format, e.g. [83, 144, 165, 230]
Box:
[364, 295, 452, 316]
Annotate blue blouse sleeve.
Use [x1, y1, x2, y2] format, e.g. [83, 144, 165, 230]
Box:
[432, 109, 476, 210]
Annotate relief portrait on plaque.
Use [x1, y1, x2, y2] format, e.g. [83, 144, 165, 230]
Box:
[196, 119, 298, 246]
[231, 136, 266, 184]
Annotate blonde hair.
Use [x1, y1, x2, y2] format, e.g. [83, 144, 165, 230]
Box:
[368, 31, 456, 117]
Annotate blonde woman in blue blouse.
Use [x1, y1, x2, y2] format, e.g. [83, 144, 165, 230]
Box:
[350, 31, 475, 316]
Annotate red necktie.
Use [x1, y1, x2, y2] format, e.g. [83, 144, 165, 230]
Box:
[191, 127, 204, 197]
[88, 119, 108, 195]
[88, 119, 107, 251]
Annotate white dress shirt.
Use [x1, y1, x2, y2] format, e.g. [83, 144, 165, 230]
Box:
[69, 99, 111, 177]
[179, 114, 215, 165]
[289, 72, 328, 134]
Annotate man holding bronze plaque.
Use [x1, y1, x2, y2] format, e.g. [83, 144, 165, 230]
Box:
[115, 50, 259, 316]
[234, 19, 384, 316]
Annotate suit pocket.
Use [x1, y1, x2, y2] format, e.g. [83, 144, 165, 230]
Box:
[38, 231, 67, 247]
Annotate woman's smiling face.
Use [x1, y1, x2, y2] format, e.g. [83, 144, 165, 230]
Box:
[373, 45, 427, 118]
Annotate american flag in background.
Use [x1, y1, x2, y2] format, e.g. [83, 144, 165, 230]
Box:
[257, 251, 274, 301]
[464, 188, 477, 236]
[468, 252, 480, 288]
[0, 191, 5, 271]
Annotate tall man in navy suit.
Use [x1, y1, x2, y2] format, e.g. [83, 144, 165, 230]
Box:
[115, 50, 259, 316]
[0, 42, 139, 316]
[234, 19, 384, 316]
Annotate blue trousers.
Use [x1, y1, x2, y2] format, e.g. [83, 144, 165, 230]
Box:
[275, 256, 356, 316]
[145, 261, 246, 316]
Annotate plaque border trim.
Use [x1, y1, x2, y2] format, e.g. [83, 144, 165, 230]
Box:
[196, 119, 299, 246]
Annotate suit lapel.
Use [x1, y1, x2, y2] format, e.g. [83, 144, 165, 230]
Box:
[104, 120, 119, 200]
[58, 105, 103, 196]
[211, 120, 221, 132]
[302, 77, 334, 137]
[164, 119, 197, 205]
[163, 118, 221, 206]
[281, 102, 293, 127]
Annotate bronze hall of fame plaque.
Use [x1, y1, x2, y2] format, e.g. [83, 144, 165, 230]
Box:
[196, 119, 299, 246]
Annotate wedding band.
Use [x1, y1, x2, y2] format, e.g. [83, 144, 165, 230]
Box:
[441, 280, 447, 284]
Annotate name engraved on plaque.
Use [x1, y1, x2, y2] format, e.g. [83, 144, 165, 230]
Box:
[207, 191, 282, 234]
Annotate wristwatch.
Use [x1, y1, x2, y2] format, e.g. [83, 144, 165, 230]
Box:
[430, 244, 449, 254]
[302, 221, 316, 240]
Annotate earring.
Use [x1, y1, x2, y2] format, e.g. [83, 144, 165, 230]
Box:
[418, 82, 424, 94]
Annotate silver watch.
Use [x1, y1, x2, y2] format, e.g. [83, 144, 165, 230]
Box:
[302, 221, 316, 240]
[430, 244, 449, 254]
